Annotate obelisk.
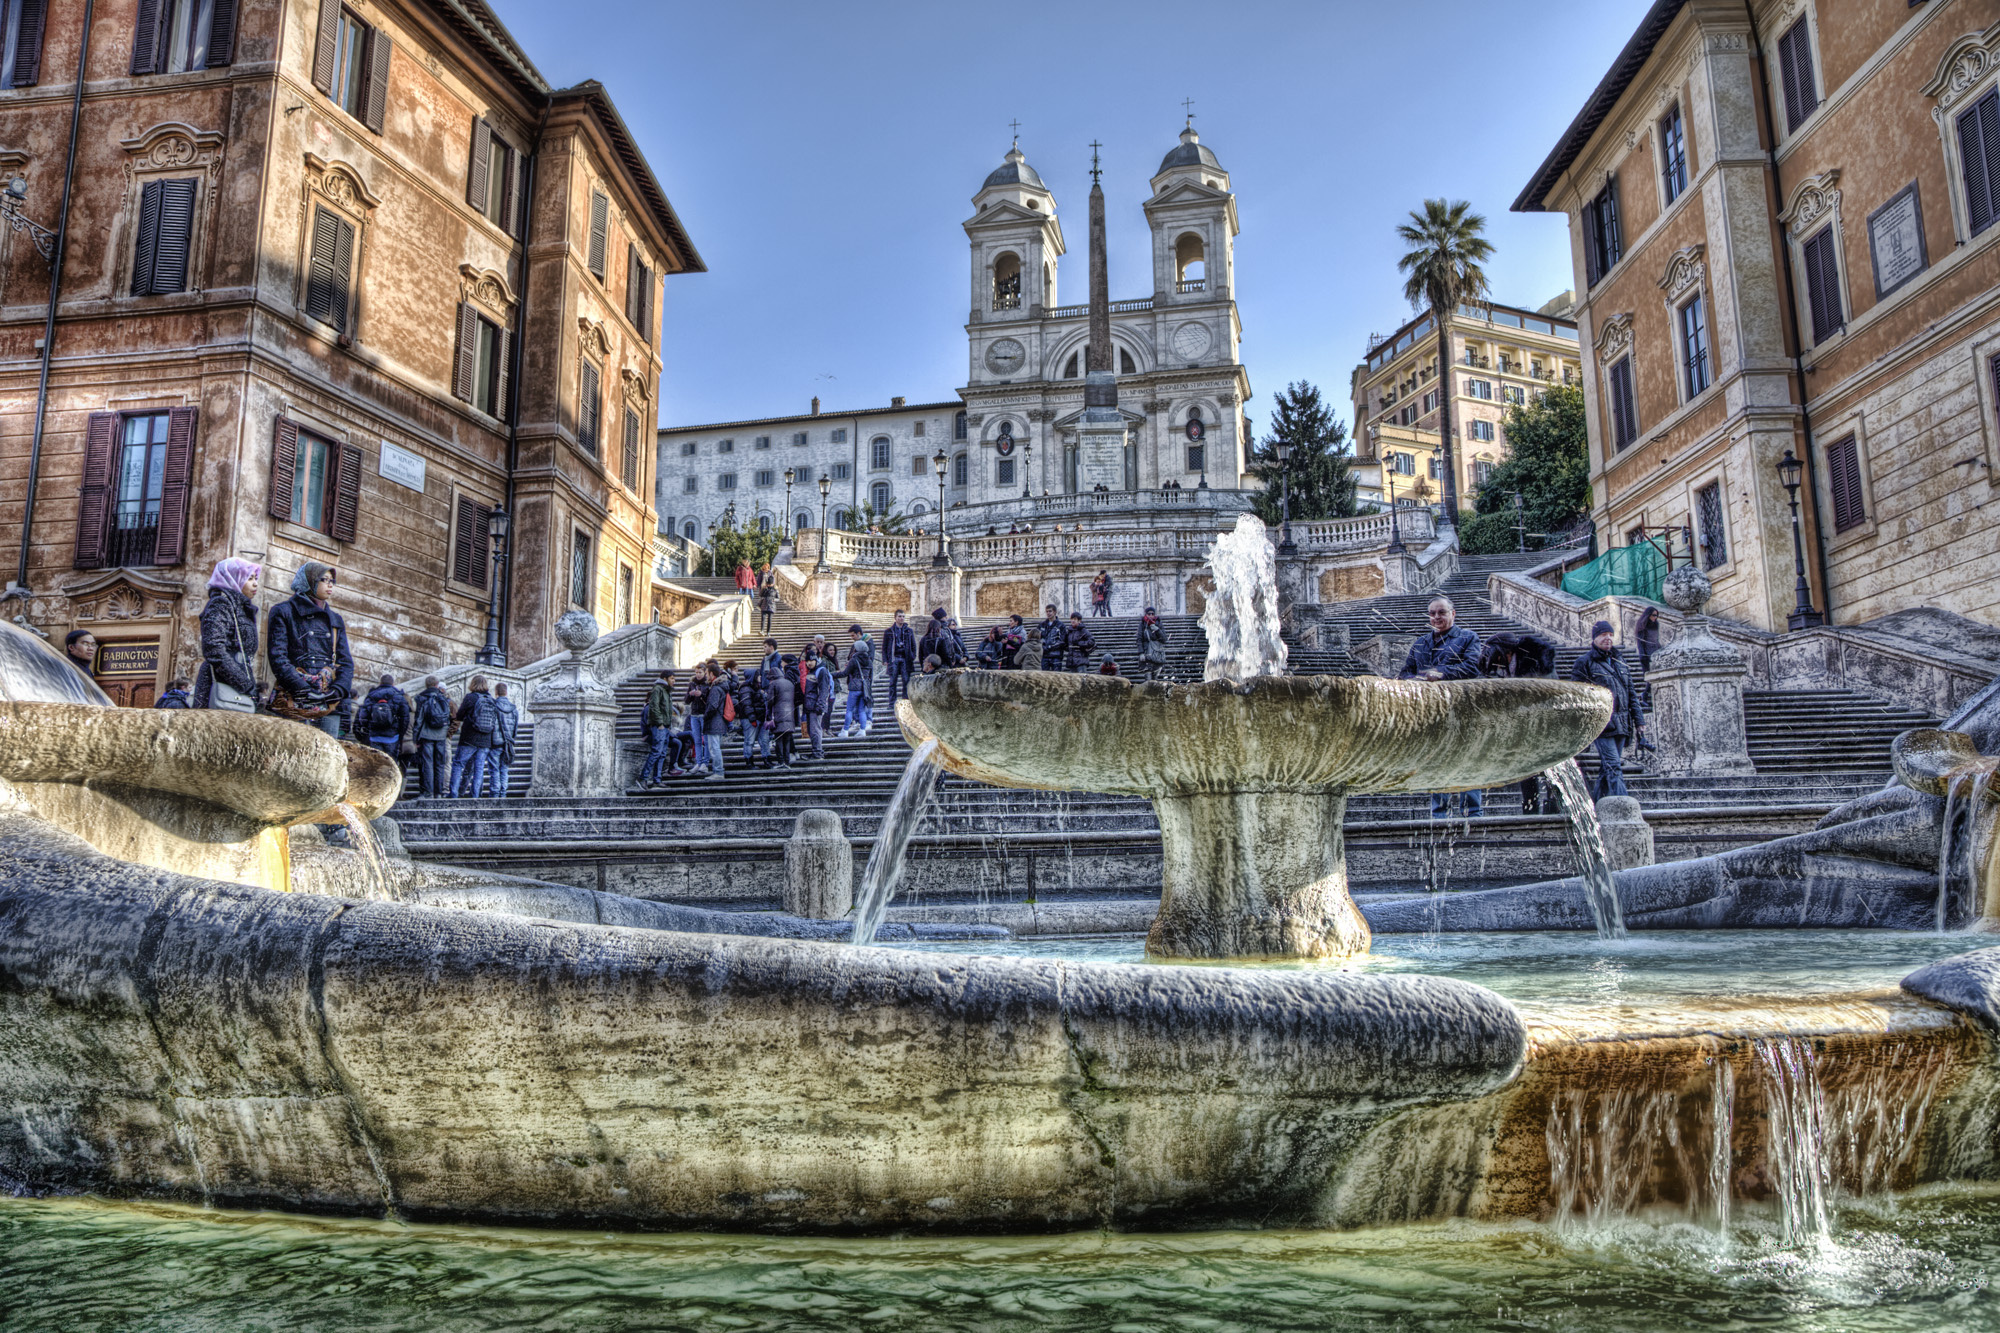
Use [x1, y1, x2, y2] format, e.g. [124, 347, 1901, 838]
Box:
[1075, 142, 1128, 491]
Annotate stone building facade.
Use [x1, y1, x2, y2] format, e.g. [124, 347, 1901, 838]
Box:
[1516, 0, 2000, 633]
[0, 0, 698, 703]
[1347, 295, 1584, 512]
[656, 124, 1256, 537]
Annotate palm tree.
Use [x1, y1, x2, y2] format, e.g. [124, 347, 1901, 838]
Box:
[1396, 199, 1494, 531]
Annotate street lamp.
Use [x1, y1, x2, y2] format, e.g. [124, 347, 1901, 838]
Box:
[1385, 451, 1406, 555]
[475, 504, 510, 666]
[1510, 490, 1526, 553]
[1776, 448, 1823, 630]
[1275, 438, 1296, 555]
[1021, 438, 1033, 499]
[932, 447, 950, 567]
[782, 467, 796, 542]
[0, 177, 55, 260]
[815, 473, 831, 573]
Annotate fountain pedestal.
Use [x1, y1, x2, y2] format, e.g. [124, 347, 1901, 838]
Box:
[1152, 790, 1368, 959]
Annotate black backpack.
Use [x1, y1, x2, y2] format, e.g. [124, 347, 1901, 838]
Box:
[465, 691, 498, 738]
[419, 690, 451, 731]
[364, 695, 398, 736]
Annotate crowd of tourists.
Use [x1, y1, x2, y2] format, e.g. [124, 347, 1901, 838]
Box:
[1398, 595, 1648, 817]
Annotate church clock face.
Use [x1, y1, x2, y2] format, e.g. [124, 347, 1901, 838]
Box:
[985, 338, 1027, 375]
[1171, 322, 1212, 361]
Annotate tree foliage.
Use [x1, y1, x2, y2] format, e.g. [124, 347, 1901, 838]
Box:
[694, 514, 784, 577]
[850, 499, 911, 534]
[1457, 383, 1592, 554]
[1245, 381, 1359, 526]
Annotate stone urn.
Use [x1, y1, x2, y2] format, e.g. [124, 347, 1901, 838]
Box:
[901, 670, 1610, 960]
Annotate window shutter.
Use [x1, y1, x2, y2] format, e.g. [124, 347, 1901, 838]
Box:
[327, 213, 354, 333]
[1960, 91, 2000, 237]
[453, 496, 487, 587]
[310, 0, 339, 93]
[129, 0, 161, 75]
[303, 207, 341, 325]
[150, 178, 197, 296]
[1802, 226, 1841, 343]
[1778, 20, 1817, 132]
[623, 408, 640, 489]
[1826, 435, 1865, 532]
[508, 152, 529, 238]
[362, 25, 391, 134]
[73, 413, 120, 569]
[205, 0, 238, 68]
[328, 440, 362, 542]
[269, 416, 299, 521]
[153, 407, 197, 566]
[579, 360, 600, 453]
[1606, 176, 1622, 264]
[588, 192, 608, 279]
[496, 142, 518, 232]
[132, 182, 162, 297]
[11, 0, 47, 86]
[493, 324, 513, 419]
[466, 118, 492, 211]
[625, 243, 639, 324]
[641, 267, 654, 345]
[452, 302, 478, 402]
[1583, 202, 1603, 286]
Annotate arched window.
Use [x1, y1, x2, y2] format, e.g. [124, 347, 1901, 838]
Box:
[1175, 232, 1206, 286]
[1063, 351, 1079, 379]
[870, 481, 891, 512]
[953, 453, 968, 487]
[909, 500, 928, 516]
[833, 507, 852, 530]
[682, 520, 697, 540]
[870, 436, 890, 469]
[1119, 347, 1137, 374]
[795, 510, 811, 534]
[954, 411, 967, 440]
[992, 252, 1021, 309]
[756, 514, 771, 532]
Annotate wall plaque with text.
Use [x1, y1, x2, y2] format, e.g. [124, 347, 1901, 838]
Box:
[378, 440, 427, 493]
[1867, 182, 1927, 300]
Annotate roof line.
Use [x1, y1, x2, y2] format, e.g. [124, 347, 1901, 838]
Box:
[1512, 0, 1688, 214]
[660, 401, 967, 435]
[552, 82, 706, 274]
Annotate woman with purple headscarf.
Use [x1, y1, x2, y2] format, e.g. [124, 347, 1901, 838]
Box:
[195, 556, 262, 711]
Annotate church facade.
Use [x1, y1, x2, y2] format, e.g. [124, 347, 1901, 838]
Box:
[657, 126, 1255, 537]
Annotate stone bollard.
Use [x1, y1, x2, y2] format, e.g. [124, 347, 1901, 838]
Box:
[527, 611, 624, 798]
[784, 808, 853, 919]
[1645, 568, 1755, 776]
[1596, 795, 1655, 871]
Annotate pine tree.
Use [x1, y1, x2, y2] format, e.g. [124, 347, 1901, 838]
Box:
[1245, 381, 1359, 527]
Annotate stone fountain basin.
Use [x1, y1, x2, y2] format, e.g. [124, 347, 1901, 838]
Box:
[902, 671, 1612, 797]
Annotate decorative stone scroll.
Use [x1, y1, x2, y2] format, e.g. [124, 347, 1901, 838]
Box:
[457, 264, 516, 320]
[120, 124, 229, 295]
[1657, 243, 1707, 298]
[1779, 170, 1842, 239]
[1593, 311, 1635, 359]
[1923, 21, 2000, 115]
[576, 316, 612, 359]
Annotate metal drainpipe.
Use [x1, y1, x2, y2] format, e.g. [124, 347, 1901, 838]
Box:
[497, 105, 549, 660]
[10, 0, 96, 597]
[1747, 1, 1833, 624]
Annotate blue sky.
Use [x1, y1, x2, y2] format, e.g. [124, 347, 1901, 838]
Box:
[486, 1, 1646, 434]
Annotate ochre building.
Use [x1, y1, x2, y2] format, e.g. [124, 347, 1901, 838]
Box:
[0, 0, 700, 702]
[1517, 0, 2000, 632]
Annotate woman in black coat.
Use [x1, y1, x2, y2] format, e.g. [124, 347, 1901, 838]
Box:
[195, 557, 262, 711]
[266, 561, 354, 736]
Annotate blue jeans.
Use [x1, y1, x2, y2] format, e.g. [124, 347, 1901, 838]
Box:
[688, 715, 706, 768]
[705, 730, 726, 774]
[1430, 789, 1485, 818]
[641, 725, 675, 783]
[742, 722, 771, 763]
[845, 685, 872, 732]
[450, 743, 497, 798]
[887, 661, 911, 702]
[1591, 736, 1629, 800]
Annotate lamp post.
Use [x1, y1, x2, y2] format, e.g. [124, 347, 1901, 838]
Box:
[1510, 490, 1526, 553]
[932, 447, 950, 567]
[1275, 438, 1297, 555]
[815, 473, 831, 573]
[1385, 452, 1406, 554]
[782, 467, 795, 543]
[1021, 438, 1033, 499]
[475, 504, 510, 666]
[0, 177, 55, 260]
[1776, 448, 1824, 630]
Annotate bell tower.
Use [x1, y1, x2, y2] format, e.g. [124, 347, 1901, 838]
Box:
[1145, 120, 1238, 367]
[965, 137, 1063, 391]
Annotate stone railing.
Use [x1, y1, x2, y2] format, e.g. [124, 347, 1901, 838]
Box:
[1292, 508, 1436, 550]
[652, 531, 707, 581]
[951, 527, 1222, 568]
[947, 487, 1255, 528]
[1487, 572, 1993, 717]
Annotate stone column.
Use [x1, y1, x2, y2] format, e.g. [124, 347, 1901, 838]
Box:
[784, 808, 853, 919]
[923, 565, 962, 621]
[1645, 568, 1755, 777]
[1382, 547, 1419, 595]
[527, 612, 624, 798]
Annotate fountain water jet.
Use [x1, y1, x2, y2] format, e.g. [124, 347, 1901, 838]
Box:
[1546, 758, 1626, 939]
[850, 738, 944, 946]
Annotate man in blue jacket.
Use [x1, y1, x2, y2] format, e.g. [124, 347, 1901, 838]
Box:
[1399, 596, 1484, 818]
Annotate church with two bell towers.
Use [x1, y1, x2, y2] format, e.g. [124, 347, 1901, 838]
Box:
[959, 124, 1253, 504]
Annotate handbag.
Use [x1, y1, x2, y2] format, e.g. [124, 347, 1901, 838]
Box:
[209, 604, 259, 713]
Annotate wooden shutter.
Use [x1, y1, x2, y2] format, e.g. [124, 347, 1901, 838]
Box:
[132, 182, 162, 297]
[452, 302, 478, 401]
[496, 141, 518, 231]
[1960, 91, 2000, 237]
[1826, 435, 1865, 532]
[588, 192, 608, 279]
[328, 440, 362, 542]
[205, 0, 238, 68]
[328, 213, 354, 333]
[303, 207, 340, 325]
[362, 24, 390, 134]
[11, 0, 47, 86]
[1605, 176, 1622, 266]
[310, 0, 339, 93]
[130, 0, 161, 75]
[1583, 198, 1604, 286]
[622, 409, 640, 489]
[452, 495, 488, 587]
[1778, 19, 1817, 132]
[73, 413, 120, 569]
[493, 324, 513, 419]
[153, 407, 197, 566]
[624, 243, 639, 324]
[579, 360, 600, 453]
[466, 118, 492, 211]
[1802, 226, 1841, 343]
[269, 416, 299, 521]
[640, 266, 653, 344]
[507, 152, 529, 239]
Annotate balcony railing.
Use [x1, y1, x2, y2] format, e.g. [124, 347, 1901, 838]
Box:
[1176, 278, 1205, 294]
[991, 293, 1021, 311]
[106, 509, 159, 568]
[1462, 354, 1491, 369]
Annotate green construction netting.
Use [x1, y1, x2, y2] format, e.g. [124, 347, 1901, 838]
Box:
[1561, 543, 1667, 603]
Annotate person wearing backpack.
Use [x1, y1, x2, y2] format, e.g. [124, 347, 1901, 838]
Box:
[449, 675, 501, 798]
[491, 682, 519, 797]
[412, 675, 453, 797]
[356, 673, 410, 767]
[153, 678, 193, 709]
